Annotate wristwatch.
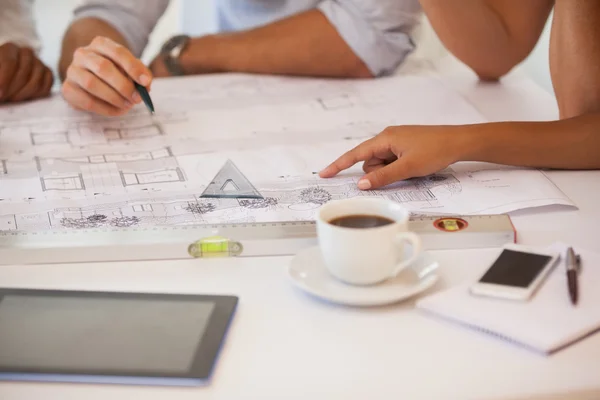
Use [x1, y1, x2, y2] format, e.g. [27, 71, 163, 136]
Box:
[160, 34, 191, 76]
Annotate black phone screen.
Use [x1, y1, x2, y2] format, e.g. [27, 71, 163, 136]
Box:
[478, 249, 553, 288]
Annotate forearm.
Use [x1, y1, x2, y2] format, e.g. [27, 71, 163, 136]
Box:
[458, 114, 600, 170]
[180, 9, 372, 79]
[58, 17, 129, 81]
[420, 0, 552, 80]
[550, 0, 600, 119]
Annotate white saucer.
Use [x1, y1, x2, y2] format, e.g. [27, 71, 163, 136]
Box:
[287, 246, 440, 307]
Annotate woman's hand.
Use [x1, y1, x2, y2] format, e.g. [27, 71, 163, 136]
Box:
[320, 125, 467, 189]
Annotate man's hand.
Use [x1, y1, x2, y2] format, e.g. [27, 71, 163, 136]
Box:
[0, 42, 54, 103]
[319, 126, 466, 190]
[61, 36, 153, 116]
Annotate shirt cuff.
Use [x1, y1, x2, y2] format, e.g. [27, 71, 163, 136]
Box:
[0, 36, 41, 53]
[317, 1, 419, 77]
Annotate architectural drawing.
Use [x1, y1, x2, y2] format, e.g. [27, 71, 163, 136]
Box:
[34, 148, 177, 175]
[0, 144, 186, 202]
[0, 73, 576, 231]
[40, 174, 85, 191]
[0, 214, 17, 230]
[104, 123, 164, 140]
[1, 111, 187, 153]
[1, 161, 577, 232]
[31, 131, 69, 146]
[1, 171, 463, 232]
[317, 94, 357, 110]
[119, 168, 185, 186]
[40, 147, 173, 166]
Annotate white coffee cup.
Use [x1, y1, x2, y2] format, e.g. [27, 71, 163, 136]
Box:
[316, 197, 422, 285]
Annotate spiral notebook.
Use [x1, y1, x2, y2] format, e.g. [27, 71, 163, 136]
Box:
[415, 243, 600, 355]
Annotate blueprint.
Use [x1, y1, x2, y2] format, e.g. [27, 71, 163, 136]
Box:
[0, 73, 576, 231]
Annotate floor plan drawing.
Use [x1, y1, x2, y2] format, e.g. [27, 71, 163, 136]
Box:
[40, 174, 86, 191]
[120, 168, 186, 186]
[1, 163, 576, 233]
[1, 174, 440, 231]
[104, 123, 164, 141]
[0, 111, 188, 154]
[0, 214, 18, 231]
[317, 94, 357, 111]
[0, 73, 577, 234]
[31, 130, 69, 146]
[0, 143, 188, 202]
[35, 149, 179, 176]
[43, 147, 173, 166]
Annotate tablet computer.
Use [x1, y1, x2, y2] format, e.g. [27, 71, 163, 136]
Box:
[0, 288, 237, 386]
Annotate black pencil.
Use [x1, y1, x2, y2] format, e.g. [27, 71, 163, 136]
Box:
[134, 81, 155, 114]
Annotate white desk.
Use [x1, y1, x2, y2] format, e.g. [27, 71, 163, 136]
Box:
[1, 56, 600, 400]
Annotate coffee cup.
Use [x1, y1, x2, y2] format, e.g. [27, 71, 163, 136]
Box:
[316, 197, 422, 285]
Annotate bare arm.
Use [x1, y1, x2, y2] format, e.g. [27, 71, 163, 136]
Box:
[550, 0, 600, 119]
[466, 0, 600, 168]
[322, 0, 600, 188]
[152, 0, 421, 80]
[469, 0, 600, 166]
[420, 0, 554, 80]
[173, 10, 372, 79]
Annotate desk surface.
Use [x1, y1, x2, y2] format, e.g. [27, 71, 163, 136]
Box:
[1, 56, 600, 400]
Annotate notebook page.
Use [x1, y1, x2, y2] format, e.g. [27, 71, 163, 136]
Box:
[416, 244, 600, 354]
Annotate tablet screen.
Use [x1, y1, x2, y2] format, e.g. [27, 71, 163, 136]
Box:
[0, 295, 215, 373]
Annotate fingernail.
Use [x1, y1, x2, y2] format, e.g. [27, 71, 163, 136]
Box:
[132, 92, 141, 103]
[124, 101, 133, 108]
[358, 179, 371, 190]
[139, 74, 151, 86]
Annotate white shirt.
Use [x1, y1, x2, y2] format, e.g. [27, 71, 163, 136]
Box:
[74, 0, 422, 77]
[0, 0, 40, 52]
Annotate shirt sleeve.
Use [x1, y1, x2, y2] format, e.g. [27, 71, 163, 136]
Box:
[317, 0, 422, 77]
[72, 0, 170, 57]
[0, 0, 41, 53]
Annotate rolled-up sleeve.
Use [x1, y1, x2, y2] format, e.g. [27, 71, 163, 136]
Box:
[0, 0, 41, 53]
[72, 0, 170, 57]
[317, 0, 422, 76]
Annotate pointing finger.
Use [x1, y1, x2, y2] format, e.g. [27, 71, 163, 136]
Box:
[319, 138, 383, 178]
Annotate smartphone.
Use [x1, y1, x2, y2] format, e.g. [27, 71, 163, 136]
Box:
[470, 244, 560, 301]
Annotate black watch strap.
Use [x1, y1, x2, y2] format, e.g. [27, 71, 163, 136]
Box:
[160, 35, 190, 76]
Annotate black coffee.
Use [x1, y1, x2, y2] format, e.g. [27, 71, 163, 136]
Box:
[328, 214, 394, 229]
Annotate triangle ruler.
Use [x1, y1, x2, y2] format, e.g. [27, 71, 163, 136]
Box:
[200, 160, 263, 199]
